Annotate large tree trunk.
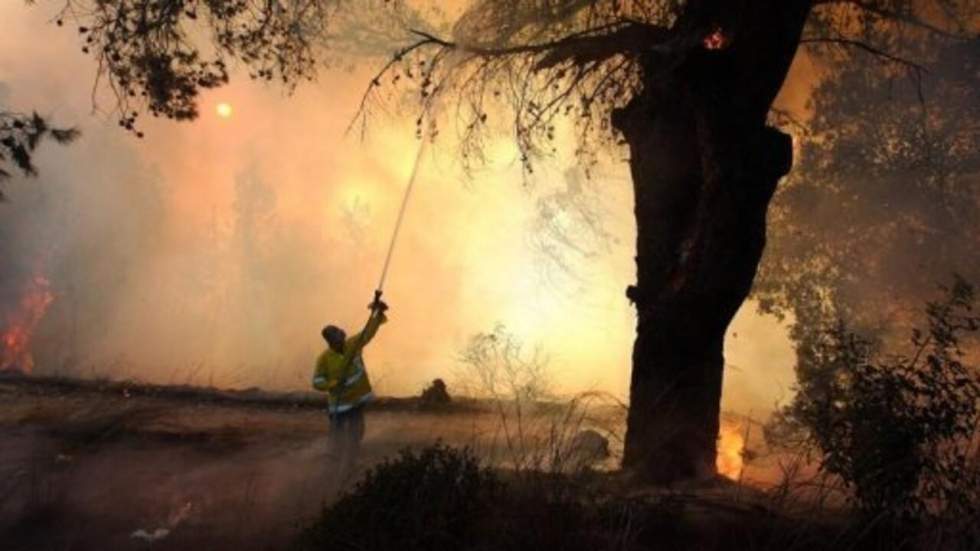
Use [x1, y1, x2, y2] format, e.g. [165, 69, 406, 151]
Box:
[615, 1, 812, 483]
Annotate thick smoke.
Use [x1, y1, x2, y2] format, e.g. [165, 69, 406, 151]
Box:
[0, 3, 797, 415]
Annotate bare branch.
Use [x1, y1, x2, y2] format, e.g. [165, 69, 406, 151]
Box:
[800, 37, 928, 73]
[406, 20, 671, 66]
[346, 33, 450, 136]
[813, 0, 974, 39]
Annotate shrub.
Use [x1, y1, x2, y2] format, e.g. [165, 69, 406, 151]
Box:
[419, 378, 452, 407]
[767, 277, 980, 520]
[293, 444, 500, 551]
[454, 324, 552, 403]
[293, 442, 649, 551]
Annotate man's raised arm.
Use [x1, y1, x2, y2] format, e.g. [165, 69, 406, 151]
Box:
[344, 300, 389, 356]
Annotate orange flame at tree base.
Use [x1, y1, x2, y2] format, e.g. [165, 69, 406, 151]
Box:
[1, 274, 54, 373]
[716, 421, 746, 479]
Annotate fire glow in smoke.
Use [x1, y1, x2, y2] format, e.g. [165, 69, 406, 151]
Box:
[0, 273, 54, 373]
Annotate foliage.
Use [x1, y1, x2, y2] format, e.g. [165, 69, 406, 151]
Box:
[293, 443, 501, 551]
[766, 277, 980, 520]
[294, 440, 980, 551]
[757, 36, 980, 341]
[0, 111, 79, 197]
[44, 1, 979, 170]
[49, 0, 338, 129]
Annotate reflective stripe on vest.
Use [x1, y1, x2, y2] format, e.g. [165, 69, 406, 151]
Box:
[343, 356, 366, 386]
[329, 391, 374, 414]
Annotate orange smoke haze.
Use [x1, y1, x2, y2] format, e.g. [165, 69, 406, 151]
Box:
[0, 3, 802, 419]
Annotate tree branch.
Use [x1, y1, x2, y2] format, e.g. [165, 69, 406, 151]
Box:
[812, 0, 973, 39]
[348, 20, 672, 142]
[799, 37, 928, 73]
[407, 21, 672, 67]
[346, 33, 450, 136]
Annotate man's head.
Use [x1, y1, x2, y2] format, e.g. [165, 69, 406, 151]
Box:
[321, 325, 346, 352]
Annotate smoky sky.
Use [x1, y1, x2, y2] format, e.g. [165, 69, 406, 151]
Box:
[0, 3, 800, 414]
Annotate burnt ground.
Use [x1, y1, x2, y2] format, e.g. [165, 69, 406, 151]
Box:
[0, 373, 505, 550]
[1, 373, 872, 551]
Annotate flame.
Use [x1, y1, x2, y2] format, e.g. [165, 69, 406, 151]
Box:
[703, 27, 728, 50]
[1, 273, 54, 373]
[716, 421, 746, 479]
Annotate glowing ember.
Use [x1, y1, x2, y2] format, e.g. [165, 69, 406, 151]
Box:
[703, 28, 728, 50]
[1, 274, 54, 373]
[716, 421, 746, 479]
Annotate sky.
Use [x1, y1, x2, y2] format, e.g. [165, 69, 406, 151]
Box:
[0, 2, 811, 414]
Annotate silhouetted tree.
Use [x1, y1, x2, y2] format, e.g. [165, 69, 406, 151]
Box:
[756, 37, 980, 346]
[45, 0, 979, 482]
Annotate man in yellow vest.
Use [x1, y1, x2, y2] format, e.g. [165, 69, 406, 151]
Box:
[313, 294, 388, 474]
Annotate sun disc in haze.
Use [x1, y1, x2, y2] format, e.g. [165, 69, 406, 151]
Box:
[216, 102, 233, 119]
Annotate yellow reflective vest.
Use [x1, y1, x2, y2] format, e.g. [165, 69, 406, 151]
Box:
[312, 312, 385, 414]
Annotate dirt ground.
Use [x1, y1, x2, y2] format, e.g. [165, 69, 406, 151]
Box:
[4, 374, 973, 551]
[1, 374, 554, 550]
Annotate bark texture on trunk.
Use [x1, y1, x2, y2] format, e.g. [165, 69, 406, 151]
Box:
[615, 1, 812, 483]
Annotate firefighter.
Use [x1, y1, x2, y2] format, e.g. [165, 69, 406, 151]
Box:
[313, 294, 388, 475]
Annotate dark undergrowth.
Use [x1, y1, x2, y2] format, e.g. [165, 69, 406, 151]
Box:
[292, 444, 978, 551]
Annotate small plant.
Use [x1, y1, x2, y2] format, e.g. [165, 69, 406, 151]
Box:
[293, 444, 500, 551]
[453, 325, 623, 474]
[454, 324, 552, 404]
[419, 378, 452, 407]
[767, 276, 980, 521]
